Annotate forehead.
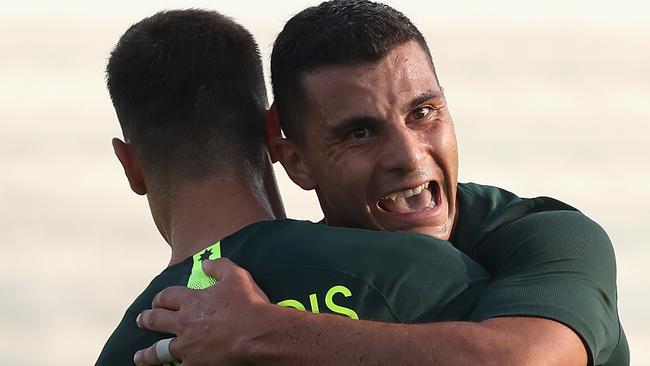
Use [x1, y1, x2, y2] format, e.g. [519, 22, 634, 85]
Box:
[300, 41, 440, 127]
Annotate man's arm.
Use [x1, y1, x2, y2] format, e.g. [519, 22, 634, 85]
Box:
[242, 308, 584, 366]
[134, 258, 586, 366]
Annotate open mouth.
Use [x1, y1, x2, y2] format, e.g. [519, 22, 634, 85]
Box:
[378, 181, 440, 214]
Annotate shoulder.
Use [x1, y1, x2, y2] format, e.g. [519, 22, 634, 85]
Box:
[240, 219, 476, 276]
[471, 201, 617, 293]
[454, 183, 575, 253]
[489, 210, 615, 274]
[468, 205, 623, 364]
[231, 219, 489, 323]
[455, 182, 609, 261]
[95, 263, 191, 365]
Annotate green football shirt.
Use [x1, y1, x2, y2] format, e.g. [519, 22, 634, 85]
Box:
[97, 182, 628, 366]
[452, 182, 628, 366]
[96, 219, 490, 365]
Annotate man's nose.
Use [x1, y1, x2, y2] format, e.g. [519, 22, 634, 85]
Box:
[380, 126, 427, 173]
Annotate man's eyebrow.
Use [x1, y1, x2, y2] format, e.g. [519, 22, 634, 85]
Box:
[406, 90, 444, 112]
[328, 116, 383, 137]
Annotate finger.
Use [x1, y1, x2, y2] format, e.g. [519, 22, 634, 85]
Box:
[133, 337, 179, 366]
[254, 283, 271, 303]
[201, 257, 238, 280]
[237, 266, 270, 302]
[203, 258, 271, 303]
[133, 342, 158, 366]
[136, 308, 181, 334]
[152, 286, 195, 310]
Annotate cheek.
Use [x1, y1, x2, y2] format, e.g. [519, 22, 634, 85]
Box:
[425, 120, 457, 152]
[443, 126, 458, 159]
[325, 144, 347, 167]
[317, 145, 372, 181]
[418, 123, 459, 173]
[317, 159, 371, 206]
[434, 127, 459, 178]
[440, 132, 457, 157]
[306, 139, 377, 206]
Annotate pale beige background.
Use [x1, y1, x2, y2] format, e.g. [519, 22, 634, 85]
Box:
[1, 0, 648, 364]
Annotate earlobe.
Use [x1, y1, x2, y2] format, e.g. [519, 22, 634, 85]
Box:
[112, 138, 147, 195]
[272, 138, 316, 191]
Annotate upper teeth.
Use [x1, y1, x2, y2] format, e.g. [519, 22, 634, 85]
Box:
[383, 182, 429, 201]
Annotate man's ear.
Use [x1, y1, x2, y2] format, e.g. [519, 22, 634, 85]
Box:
[272, 138, 316, 191]
[265, 103, 282, 163]
[112, 138, 147, 195]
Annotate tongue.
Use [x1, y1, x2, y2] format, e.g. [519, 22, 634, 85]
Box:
[379, 188, 433, 213]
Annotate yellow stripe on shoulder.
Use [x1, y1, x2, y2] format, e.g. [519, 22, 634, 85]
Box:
[186, 242, 222, 289]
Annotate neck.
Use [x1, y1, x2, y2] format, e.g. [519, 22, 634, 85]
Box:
[163, 176, 277, 266]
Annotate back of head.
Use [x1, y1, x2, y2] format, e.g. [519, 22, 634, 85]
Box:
[271, 0, 434, 142]
[107, 9, 268, 192]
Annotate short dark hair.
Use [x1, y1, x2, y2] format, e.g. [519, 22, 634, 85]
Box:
[271, 0, 434, 142]
[107, 9, 268, 188]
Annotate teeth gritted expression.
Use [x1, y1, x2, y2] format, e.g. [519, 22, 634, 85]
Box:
[378, 182, 438, 214]
[295, 41, 458, 239]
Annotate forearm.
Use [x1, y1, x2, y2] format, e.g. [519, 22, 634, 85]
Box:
[251, 314, 487, 365]
[245, 306, 584, 366]
[135, 260, 588, 366]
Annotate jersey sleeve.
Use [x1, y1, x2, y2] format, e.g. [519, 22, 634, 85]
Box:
[469, 210, 624, 365]
[96, 296, 177, 366]
[95, 264, 191, 366]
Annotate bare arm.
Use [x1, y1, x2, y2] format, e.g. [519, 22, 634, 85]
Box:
[134, 259, 586, 366]
[245, 307, 585, 366]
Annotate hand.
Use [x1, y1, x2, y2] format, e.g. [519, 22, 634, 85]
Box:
[133, 258, 273, 366]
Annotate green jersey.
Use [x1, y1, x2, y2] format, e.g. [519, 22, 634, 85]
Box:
[452, 183, 628, 366]
[96, 219, 490, 365]
[97, 182, 628, 366]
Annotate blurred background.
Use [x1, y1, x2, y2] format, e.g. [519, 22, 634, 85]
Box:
[1, 0, 648, 364]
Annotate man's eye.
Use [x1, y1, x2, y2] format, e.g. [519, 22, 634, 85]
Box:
[412, 106, 434, 120]
[350, 128, 370, 139]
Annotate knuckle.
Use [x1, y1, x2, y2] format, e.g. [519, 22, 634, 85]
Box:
[177, 312, 192, 328]
[152, 288, 170, 307]
[153, 286, 187, 307]
[231, 265, 250, 278]
[169, 337, 184, 359]
[231, 267, 245, 278]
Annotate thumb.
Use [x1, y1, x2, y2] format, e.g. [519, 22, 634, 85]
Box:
[202, 258, 271, 303]
[201, 257, 237, 280]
